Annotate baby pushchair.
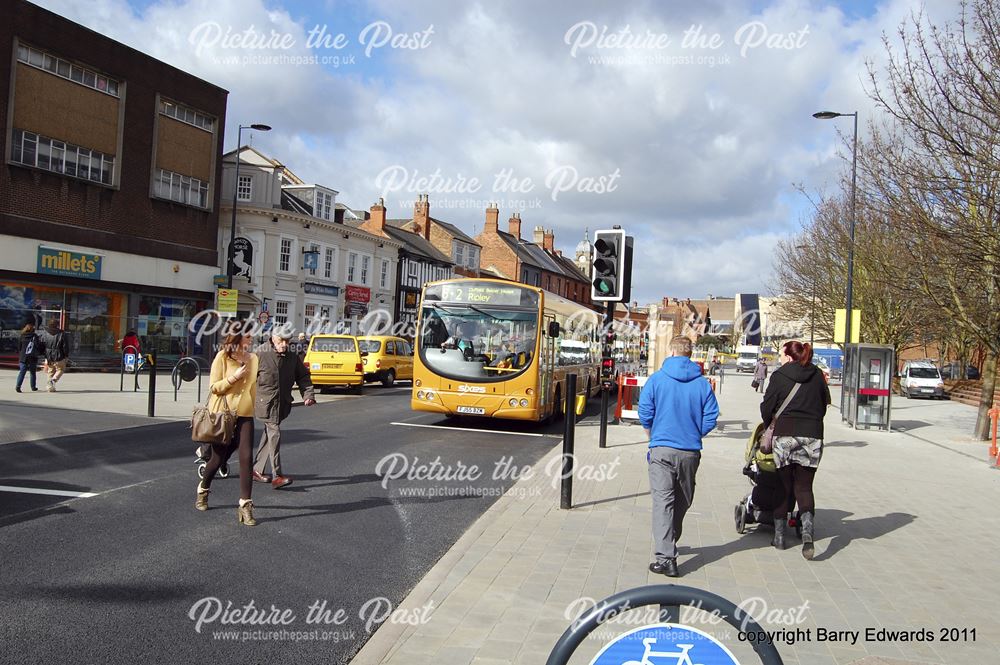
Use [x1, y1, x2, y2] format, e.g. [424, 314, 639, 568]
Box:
[734, 423, 800, 537]
[194, 444, 229, 479]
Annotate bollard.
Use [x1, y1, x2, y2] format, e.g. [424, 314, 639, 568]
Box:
[147, 351, 157, 417]
[599, 384, 609, 448]
[561, 374, 577, 510]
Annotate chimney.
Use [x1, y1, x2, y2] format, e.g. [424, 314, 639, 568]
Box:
[533, 226, 545, 244]
[362, 198, 387, 237]
[508, 212, 521, 240]
[413, 193, 431, 240]
[485, 203, 499, 233]
[543, 228, 554, 252]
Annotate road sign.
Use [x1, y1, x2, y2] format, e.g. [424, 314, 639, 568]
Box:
[258, 311, 270, 324]
[218, 288, 239, 316]
[124, 353, 137, 373]
[589, 623, 738, 665]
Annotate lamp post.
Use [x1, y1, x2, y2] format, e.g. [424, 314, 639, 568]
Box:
[814, 110, 857, 412]
[228, 123, 272, 289]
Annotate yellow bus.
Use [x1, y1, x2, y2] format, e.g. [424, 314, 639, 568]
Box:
[412, 278, 600, 422]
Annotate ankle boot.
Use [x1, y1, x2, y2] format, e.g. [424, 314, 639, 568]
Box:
[195, 485, 210, 511]
[800, 511, 815, 560]
[237, 500, 257, 526]
[772, 518, 786, 550]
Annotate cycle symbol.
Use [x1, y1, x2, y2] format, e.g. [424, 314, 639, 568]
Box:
[621, 638, 703, 665]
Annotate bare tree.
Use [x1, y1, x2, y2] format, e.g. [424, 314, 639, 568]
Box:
[862, 0, 1000, 438]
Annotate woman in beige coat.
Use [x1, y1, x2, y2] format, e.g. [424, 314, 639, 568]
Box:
[196, 331, 260, 525]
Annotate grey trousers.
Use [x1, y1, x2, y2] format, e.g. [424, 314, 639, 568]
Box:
[648, 446, 701, 562]
[253, 421, 283, 476]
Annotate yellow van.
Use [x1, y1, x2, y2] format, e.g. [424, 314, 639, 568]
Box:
[357, 336, 413, 387]
[305, 335, 365, 394]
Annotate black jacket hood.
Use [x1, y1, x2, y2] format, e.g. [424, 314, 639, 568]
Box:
[776, 361, 819, 383]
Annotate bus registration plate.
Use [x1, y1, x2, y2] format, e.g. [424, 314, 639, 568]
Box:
[457, 406, 485, 415]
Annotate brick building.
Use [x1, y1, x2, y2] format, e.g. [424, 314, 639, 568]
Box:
[399, 194, 481, 278]
[0, 0, 227, 364]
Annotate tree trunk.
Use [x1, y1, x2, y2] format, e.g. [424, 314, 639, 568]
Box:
[974, 351, 998, 440]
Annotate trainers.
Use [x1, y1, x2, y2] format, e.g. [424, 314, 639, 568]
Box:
[47, 385, 55, 392]
[195, 485, 210, 511]
[271, 476, 293, 489]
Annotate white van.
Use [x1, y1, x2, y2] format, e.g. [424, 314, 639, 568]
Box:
[736, 345, 759, 373]
[899, 361, 944, 399]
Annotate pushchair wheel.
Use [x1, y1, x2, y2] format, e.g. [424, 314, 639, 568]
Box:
[197, 463, 207, 479]
[789, 512, 802, 538]
[735, 503, 747, 534]
[219, 463, 230, 478]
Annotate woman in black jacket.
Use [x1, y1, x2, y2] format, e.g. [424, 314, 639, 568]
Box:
[760, 340, 831, 559]
[16, 322, 44, 393]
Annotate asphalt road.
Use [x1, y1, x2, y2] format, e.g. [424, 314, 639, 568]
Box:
[0, 385, 579, 664]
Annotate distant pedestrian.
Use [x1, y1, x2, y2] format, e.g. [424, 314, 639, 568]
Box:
[253, 330, 315, 489]
[15, 322, 44, 393]
[295, 332, 309, 363]
[752, 357, 768, 393]
[42, 321, 70, 392]
[638, 336, 720, 577]
[196, 330, 260, 526]
[760, 340, 831, 559]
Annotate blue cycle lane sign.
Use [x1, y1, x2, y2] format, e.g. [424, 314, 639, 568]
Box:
[590, 623, 740, 665]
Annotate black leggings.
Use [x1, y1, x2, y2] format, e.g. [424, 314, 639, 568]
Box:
[775, 464, 817, 517]
[201, 417, 254, 500]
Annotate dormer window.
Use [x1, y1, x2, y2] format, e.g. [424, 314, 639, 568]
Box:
[315, 190, 332, 220]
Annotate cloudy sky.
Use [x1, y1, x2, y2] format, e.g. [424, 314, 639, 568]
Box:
[37, 0, 961, 304]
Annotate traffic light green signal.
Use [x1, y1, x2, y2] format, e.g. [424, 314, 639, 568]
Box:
[591, 230, 632, 302]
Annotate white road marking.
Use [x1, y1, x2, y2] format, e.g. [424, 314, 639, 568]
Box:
[0, 484, 98, 498]
[390, 422, 554, 438]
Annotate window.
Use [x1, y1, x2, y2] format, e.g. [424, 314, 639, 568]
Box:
[315, 190, 332, 220]
[304, 303, 317, 324]
[361, 255, 370, 285]
[274, 301, 290, 324]
[456, 244, 465, 267]
[347, 252, 358, 283]
[408, 260, 418, 277]
[384, 341, 396, 355]
[237, 175, 252, 201]
[279, 238, 293, 273]
[324, 248, 334, 279]
[308, 244, 319, 275]
[154, 168, 209, 207]
[11, 129, 114, 186]
[467, 247, 477, 269]
[380, 259, 389, 288]
[159, 99, 215, 131]
[17, 45, 121, 97]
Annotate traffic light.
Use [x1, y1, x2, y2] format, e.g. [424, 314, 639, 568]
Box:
[601, 357, 616, 380]
[591, 229, 633, 302]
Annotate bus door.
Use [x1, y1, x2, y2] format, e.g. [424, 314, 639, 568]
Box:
[540, 314, 556, 416]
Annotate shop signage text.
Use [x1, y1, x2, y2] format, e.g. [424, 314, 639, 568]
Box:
[37, 247, 102, 280]
[304, 282, 340, 297]
[346, 285, 371, 302]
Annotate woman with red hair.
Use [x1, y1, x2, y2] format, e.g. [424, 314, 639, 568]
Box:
[760, 340, 831, 559]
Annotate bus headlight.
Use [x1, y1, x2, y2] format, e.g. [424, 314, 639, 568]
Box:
[509, 398, 518, 407]
[417, 391, 426, 400]
[519, 399, 528, 407]
[424, 391, 434, 400]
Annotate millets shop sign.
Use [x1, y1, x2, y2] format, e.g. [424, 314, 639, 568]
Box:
[37, 247, 102, 280]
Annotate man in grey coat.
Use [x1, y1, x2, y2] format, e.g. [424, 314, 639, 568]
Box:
[753, 357, 768, 393]
[253, 331, 315, 489]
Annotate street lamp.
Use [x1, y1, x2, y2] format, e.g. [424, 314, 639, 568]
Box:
[228, 123, 272, 289]
[795, 243, 816, 346]
[814, 110, 858, 412]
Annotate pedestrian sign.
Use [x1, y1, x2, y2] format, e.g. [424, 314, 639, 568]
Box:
[589, 623, 738, 665]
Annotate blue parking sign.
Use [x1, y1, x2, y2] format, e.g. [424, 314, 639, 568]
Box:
[590, 623, 738, 665]
[124, 353, 136, 373]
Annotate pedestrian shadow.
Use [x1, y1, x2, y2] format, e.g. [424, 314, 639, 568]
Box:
[810, 509, 916, 561]
[890, 420, 932, 432]
[715, 420, 752, 433]
[255, 493, 477, 523]
[574, 492, 647, 508]
[277, 473, 381, 492]
[824, 440, 868, 448]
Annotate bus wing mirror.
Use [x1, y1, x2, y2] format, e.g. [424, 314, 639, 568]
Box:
[548, 321, 561, 338]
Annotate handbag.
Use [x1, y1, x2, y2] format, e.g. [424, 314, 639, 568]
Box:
[751, 379, 760, 390]
[190, 394, 236, 445]
[760, 383, 801, 454]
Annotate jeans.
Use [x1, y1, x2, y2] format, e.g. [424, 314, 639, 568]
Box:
[16, 362, 38, 390]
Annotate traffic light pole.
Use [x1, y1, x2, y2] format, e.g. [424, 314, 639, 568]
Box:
[599, 300, 614, 449]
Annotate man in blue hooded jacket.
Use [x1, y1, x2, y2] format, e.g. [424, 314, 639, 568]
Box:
[638, 335, 719, 577]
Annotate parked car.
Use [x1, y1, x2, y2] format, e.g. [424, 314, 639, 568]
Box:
[304, 335, 366, 394]
[357, 335, 414, 387]
[940, 362, 980, 380]
[899, 360, 945, 399]
[813, 357, 831, 383]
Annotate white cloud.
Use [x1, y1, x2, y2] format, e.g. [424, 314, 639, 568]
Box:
[33, 0, 969, 304]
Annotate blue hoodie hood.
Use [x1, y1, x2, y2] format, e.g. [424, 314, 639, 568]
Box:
[661, 356, 704, 382]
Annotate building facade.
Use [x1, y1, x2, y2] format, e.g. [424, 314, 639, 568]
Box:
[399, 194, 481, 278]
[220, 147, 401, 333]
[0, 0, 227, 365]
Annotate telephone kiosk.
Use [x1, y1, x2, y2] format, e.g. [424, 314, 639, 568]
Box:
[842, 343, 894, 430]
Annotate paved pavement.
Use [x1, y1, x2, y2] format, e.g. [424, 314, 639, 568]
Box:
[353, 372, 1000, 665]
